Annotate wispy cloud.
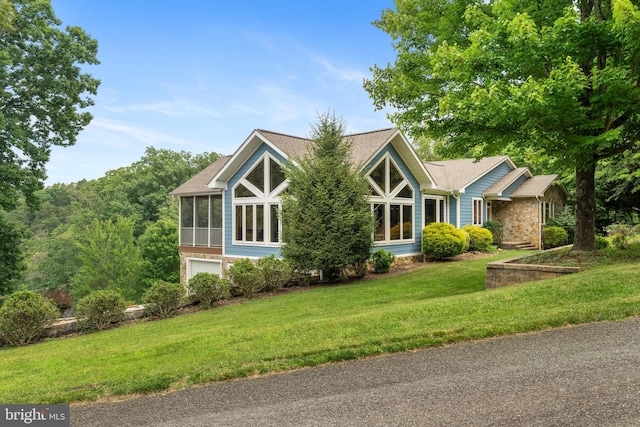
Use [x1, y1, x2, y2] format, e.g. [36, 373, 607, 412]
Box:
[91, 118, 192, 146]
[104, 99, 221, 118]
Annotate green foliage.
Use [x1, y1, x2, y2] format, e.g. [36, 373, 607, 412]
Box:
[0, 214, 24, 295]
[72, 216, 142, 301]
[606, 222, 634, 250]
[187, 273, 232, 308]
[547, 206, 576, 244]
[422, 223, 468, 260]
[543, 227, 568, 249]
[143, 281, 184, 319]
[0, 0, 99, 211]
[365, 0, 640, 251]
[483, 221, 504, 248]
[370, 249, 395, 274]
[75, 290, 126, 331]
[0, 290, 58, 346]
[281, 113, 374, 282]
[139, 218, 180, 286]
[463, 225, 493, 252]
[256, 255, 293, 291]
[595, 235, 610, 250]
[227, 259, 264, 298]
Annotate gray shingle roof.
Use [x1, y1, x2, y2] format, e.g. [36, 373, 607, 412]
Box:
[170, 156, 230, 196]
[256, 127, 397, 166]
[483, 167, 531, 198]
[423, 156, 511, 192]
[510, 174, 559, 198]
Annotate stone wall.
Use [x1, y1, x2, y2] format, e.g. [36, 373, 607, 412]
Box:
[491, 199, 541, 247]
[486, 255, 579, 289]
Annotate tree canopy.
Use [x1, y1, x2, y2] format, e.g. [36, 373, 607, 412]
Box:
[365, 0, 640, 250]
[0, 0, 99, 211]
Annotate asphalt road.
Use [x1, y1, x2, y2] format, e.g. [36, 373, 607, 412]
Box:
[72, 317, 640, 426]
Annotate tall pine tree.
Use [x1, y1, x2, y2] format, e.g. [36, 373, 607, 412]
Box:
[281, 114, 373, 281]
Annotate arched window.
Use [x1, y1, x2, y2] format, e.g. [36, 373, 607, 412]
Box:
[233, 154, 286, 245]
[367, 154, 414, 243]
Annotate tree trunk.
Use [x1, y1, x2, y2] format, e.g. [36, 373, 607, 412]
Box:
[572, 162, 597, 251]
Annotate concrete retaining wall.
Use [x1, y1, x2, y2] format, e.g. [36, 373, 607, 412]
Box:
[486, 255, 580, 289]
[43, 304, 147, 338]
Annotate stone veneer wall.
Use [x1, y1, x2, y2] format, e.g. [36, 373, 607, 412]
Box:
[486, 255, 579, 289]
[492, 199, 541, 248]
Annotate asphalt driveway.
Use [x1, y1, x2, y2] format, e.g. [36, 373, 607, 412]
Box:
[72, 317, 640, 426]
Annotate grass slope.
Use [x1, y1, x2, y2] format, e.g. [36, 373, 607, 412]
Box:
[1, 250, 639, 404]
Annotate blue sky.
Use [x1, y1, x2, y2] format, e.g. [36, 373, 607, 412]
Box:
[46, 0, 398, 185]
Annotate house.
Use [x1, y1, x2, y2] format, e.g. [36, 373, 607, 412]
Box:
[171, 128, 567, 285]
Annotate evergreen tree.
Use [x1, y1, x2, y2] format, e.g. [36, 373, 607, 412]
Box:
[281, 113, 373, 281]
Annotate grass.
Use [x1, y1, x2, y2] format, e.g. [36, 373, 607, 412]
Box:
[2, 249, 640, 404]
[521, 240, 640, 269]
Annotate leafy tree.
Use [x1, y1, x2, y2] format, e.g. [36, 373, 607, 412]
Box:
[139, 218, 180, 286]
[365, 0, 640, 251]
[0, 0, 99, 211]
[71, 216, 142, 301]
[281, 113, 374, 281]
[0, 213, 24, 295]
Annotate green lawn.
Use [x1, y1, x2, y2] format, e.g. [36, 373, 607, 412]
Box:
[2, 249, 640, 404]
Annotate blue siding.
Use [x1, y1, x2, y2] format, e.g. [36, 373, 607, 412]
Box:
[503, 174, 528, 198]
[224, 143, 285, 258]
[365, 144, 423, 256]
[459, 162, 513, 226]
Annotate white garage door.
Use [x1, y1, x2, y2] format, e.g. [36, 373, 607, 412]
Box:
[188, 259, 222, 280]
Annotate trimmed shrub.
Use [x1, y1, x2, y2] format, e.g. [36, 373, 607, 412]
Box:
[422, 223, 468, 260]
[483, 221, 504, 248]
[595, 235, 610, 250]
[143, 281, 184, 318]
[547, 206, 575, 243]
[256, 255, 293, 292]
[543, 226, 568, 249]
[75, 290, 126, 331]
[463, 225, 494, 252]
[0, 291, 58, 346]
[370, 249, 395, 274]
[227, 259, 264, 298]
[187, 273, 232, 307]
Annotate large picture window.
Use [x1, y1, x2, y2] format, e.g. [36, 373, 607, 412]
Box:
[233, 153, 285, 245]
[368, 154, 414, 244]
[424, 196, 446, 226]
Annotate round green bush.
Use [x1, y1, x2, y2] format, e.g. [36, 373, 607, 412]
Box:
[227, 259, 264, 298]
[595, 235, 610, 250]
[422, 223, 468, 260]
[256, 255, 293, 291]
[462, 225, 494, 252]
[482, 221, 504, 248]
[370, 249, 395, 273]
[543, 226, 568, 249]
[143, 281, 184, 318]
[188, 272, 232, 307]
[75, 290, 126, 331]
[0, 291, 59, 346]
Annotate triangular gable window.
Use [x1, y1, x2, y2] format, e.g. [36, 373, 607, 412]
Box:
[269, 158, 286, 193]
[235, 183, 257, 198]
[246, 159, 265, 191]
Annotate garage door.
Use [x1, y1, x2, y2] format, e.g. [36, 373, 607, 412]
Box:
[188, 259, 222, 280]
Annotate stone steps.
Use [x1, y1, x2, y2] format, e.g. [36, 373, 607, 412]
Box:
[502, 241, 537, 250]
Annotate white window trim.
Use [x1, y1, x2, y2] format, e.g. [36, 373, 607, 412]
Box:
[423, 195, 447, 226]
[472, 198, 484, 226]
[368, 154, 415, 245]
[232, 153, 285, 247]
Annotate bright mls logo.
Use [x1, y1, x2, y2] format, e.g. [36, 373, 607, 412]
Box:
[1, 405, 69, 426]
